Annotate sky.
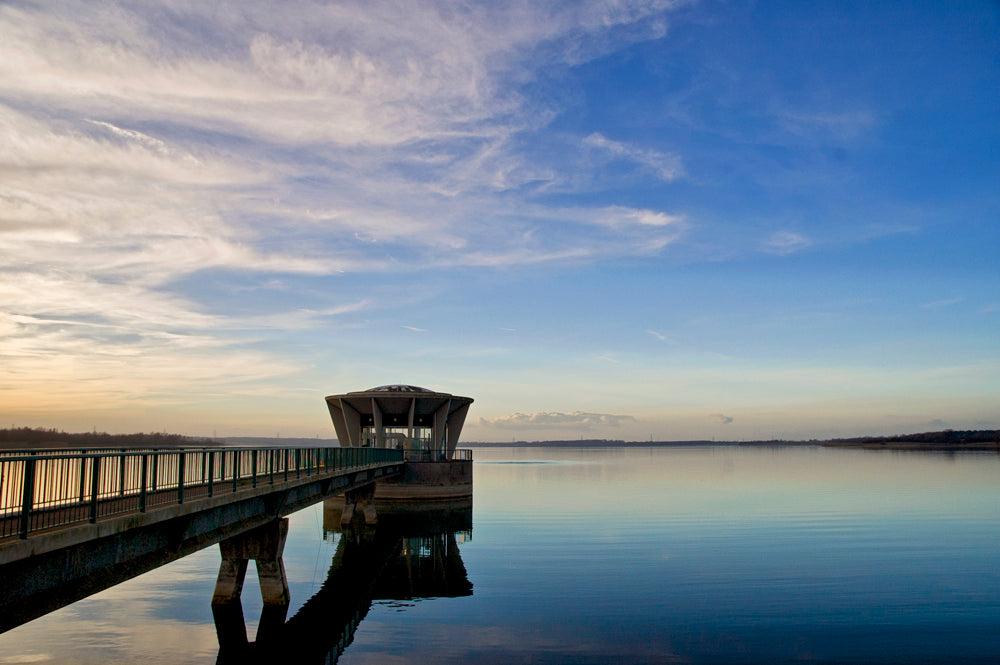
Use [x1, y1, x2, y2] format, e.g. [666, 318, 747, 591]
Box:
[1, 0, 998, 442]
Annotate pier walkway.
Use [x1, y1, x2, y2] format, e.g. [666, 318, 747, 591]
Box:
[0, 445, 403, 632]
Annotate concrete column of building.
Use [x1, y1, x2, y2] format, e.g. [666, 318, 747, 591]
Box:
[446, 402, 471, 456]
[407, 398, 416, 445]
[372, 398, 384, 448]
[212, 518, 290, 606]
[432, 399, 452, 456]
[340, 398, 362, 447]
[340, 482, 378, 526]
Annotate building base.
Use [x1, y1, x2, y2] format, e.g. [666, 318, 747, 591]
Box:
[374, 459, 472, 502]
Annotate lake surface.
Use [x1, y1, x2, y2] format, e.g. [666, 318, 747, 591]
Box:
[2, 446, 999, 664]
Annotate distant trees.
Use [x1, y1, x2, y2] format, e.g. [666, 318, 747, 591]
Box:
[0, 427, 219, 449]
[827, 429, 999, 446]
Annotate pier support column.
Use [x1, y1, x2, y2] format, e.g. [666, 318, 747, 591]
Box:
[212, 518, 290, 606]
[341, 482, 378, 527]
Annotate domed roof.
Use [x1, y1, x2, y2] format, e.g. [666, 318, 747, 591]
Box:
[366, 384, 433, 393]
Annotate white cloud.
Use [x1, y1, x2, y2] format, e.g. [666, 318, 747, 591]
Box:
[479, 411, 636, 429]
[710, 413, 734, 425]
[594, 206, 684, 228]
[0, 1, 681, 147]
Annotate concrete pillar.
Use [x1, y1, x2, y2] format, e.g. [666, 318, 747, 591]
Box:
[372, 398, 384, 448]
[212, 518, 290, 606]
[340, 482, 377, 527]
[446, 402, 471, 458]
[407, 398, 416, 445]
[212, 557, 249, 604]
[432, 399, 451, 457]
[341, 399, 361, 446]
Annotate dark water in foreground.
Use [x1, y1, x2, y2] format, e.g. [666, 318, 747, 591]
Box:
[2, 446, 999, 664]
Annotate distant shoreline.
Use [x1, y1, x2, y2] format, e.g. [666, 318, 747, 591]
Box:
[467, 429, 1000, 452]
[1, 428, 996, 453]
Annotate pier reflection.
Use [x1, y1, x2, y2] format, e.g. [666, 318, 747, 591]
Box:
[214, 499, 473, 665]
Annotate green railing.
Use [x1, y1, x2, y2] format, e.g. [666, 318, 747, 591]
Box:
[0, 447, 402, 540]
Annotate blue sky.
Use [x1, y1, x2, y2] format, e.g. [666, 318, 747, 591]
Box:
[1, 1, 997, 441]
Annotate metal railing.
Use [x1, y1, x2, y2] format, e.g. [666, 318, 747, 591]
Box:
[0, 447, 402, 540]
[402, 448, 473, 462]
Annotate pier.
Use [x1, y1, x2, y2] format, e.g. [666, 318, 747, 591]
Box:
[0, 445, 403, 632]
[0, 383, 476, 637]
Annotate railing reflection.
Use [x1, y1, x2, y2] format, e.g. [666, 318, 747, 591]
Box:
[214, 500, 473, 665]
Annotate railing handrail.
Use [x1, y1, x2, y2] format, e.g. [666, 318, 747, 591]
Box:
[0, 446, 336, 463]
[0, 445, 337, 459]
[0, 446, 403, 541]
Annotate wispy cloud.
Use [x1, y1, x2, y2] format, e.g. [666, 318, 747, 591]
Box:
[0, 1, 692, 404]
[583, 132, 684, 181]
[921, 298, 962, 309]
[710, 413, 734, 425]
[647, 330, 673, 343]
[762, 231, 811, 255]
[779, 110, 877, 140]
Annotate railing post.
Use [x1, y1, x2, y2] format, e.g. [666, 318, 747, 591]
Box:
[139, 454, 148, 512]
[119, 449, 126, 496]
[295, 449, 301, 479]
[251, 449, 258, 488]
[151, 454, 159, 493]
[232, 451, 240, 493]
[89, 456, 101, 523]
[19, 458, 36, 539]
[269, 450, 275, 485]
[208, 451, 215, 497]
[284, 449, 289, 482]
[177, 453, 186, 504]
[78, 450, 87, 503]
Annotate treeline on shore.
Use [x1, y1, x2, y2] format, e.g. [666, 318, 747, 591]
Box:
[468, 438, 714, 447]
[822, 429, 999, 450]
[468, 430, 1000, 451]
[0, 427, 220, 450]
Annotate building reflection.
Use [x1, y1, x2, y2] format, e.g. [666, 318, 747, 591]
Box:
[214, 499, 473, 665]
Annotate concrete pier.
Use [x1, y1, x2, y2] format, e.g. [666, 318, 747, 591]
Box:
[340, 482, 378, 527]
[212, 518, 290, 606]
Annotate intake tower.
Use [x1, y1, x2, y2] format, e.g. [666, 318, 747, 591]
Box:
[324, 385, 473, 503]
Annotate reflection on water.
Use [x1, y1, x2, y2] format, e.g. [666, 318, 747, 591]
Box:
[1, 446, 998, 664]
[214, 503, 472, 665]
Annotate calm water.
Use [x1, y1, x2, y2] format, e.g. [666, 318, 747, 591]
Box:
[2, 446, 999, 664]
